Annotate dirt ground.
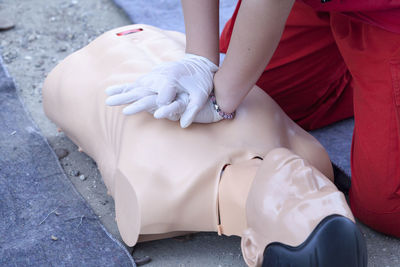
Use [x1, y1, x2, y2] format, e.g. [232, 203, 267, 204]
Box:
[1, 0, 400, 266]
[0, 0, 129, 241]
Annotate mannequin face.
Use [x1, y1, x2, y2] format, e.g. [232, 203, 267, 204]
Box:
[241, 148, 353, 266]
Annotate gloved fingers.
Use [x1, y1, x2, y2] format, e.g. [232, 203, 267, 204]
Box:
[127, 72, 171, 93]
[154, 93, 189, 121]
[180, 104, 200, 128]
[189, 88, 209, 108]
[122, 95, 158, 115]
[153, 103, 181, 121]
[136, 74, 178, 101]
[105, 87, 154, 106]
[177, 74, 211, 103]
[105, 83, 133, 96]
[105, 78, 154, 96]
[156, 83, 180, 106]
[130, 76, 156, 91]
[192, 99, 223, 124]
[106, 71, 161, 97]
[179, 89, 211, 128]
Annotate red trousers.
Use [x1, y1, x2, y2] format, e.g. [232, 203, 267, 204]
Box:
[221, 1, 400, 237]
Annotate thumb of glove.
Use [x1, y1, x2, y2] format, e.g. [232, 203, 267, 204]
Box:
[180, 104, 200, 128]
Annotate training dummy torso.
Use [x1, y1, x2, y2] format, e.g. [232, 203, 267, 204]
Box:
[43, 25, 334, 246]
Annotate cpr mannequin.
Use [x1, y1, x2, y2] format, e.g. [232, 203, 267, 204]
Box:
[42, 25, 367, 267]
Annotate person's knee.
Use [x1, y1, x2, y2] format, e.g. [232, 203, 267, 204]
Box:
[350, 188, 400, 237]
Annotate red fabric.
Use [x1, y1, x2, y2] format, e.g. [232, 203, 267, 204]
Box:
[341, 10, 400, 34]
[220, 1, 354, 130]
[330, 12, 400, 237]
[300, 0, 400, 34]
[300, 0, 400, 11]
[221, 0, 400, 237]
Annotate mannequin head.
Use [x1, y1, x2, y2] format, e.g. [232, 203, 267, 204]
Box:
[241, 148, 353, 266]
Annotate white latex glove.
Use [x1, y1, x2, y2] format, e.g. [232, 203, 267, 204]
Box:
[190, 95, 223, 124]
[105, 53, 218, 128]
[154, 93, 223, 125]
[106, 84, 223, 125]
[105, 84, 188, 121]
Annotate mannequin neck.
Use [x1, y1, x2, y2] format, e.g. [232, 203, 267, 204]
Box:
[217, 158, 262, 236]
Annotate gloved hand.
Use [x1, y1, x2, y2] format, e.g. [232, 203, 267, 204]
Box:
[105, 83, 188, 121]
[106, 85, 223, 125]
[191, 95, 224, 124]
[105, 53, 218, 128]
[154, 92, 223, 125]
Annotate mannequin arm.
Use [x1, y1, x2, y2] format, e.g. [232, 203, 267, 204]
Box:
[181, 0, 220, 65]
[215, 0, 295, 113]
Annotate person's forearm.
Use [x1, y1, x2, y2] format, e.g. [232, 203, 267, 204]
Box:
[215, 0, 295, 113]
[181, 0, 220, 65]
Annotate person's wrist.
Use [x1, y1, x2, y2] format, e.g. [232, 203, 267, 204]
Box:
[210, 92, 235, 120]
[184, 53, 219, 72]
[213, 72, 237, 114]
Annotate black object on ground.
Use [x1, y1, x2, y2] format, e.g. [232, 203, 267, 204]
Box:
[262, 215, 368, 267]
[333, 163, 351, 195]
[0, 59, 135, 266]
[133, 255, 152, 266]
